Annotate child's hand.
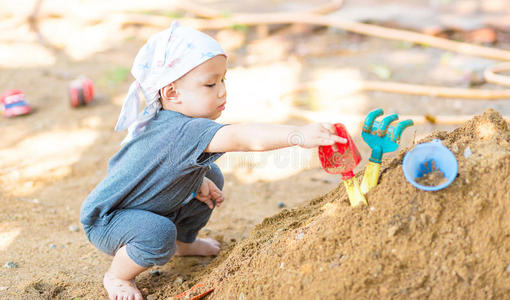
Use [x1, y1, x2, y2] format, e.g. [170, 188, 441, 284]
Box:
[196, 177, 225, 209]
[292, 123, 347, 148]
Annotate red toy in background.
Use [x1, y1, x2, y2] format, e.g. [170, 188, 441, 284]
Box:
[318, 123, 367, 207]
[69, 77, 94, 107]
[0, 89, 32, 118]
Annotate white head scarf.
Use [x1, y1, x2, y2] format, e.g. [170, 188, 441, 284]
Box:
[115, 21, 226, 145]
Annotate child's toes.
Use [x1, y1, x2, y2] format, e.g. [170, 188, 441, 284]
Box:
[209, 238, 221, 247]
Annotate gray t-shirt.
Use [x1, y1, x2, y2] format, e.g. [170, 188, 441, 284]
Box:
[80, 110, 226, 226]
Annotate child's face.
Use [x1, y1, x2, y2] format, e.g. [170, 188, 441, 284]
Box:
[173, 55, 227, 120]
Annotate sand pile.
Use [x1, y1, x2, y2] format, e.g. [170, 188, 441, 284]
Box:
[164, 109, 510, 299]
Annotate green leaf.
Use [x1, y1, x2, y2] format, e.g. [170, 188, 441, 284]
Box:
[370, 64, 392, 80]
[220, 11, 232, 18]
[395, 40, 414, 49]
[99, 66, 130, 88]
[161, 11, 185, 19]
[229, 24, 249, 32]
[108, 67, 130, 84]
[440, 52, 454, 65]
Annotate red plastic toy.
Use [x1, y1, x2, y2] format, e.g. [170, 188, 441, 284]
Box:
[69, 77, 94, 107]
[0, 89, 32, 118]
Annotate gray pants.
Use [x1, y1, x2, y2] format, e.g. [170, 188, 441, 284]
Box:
[83, 164, 223, 268]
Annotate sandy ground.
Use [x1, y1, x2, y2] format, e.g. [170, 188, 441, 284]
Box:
[1, 0, 509, 298]
[198, 109, 510, 300]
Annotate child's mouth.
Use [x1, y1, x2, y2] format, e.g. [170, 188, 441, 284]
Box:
[217, 103, 226, 111]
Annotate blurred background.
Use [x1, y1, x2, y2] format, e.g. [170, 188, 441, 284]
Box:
[0, 0, 509, 297]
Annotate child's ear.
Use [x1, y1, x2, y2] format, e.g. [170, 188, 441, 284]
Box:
[160, 83, 179, 104]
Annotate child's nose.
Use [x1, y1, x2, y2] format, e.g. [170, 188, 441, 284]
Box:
[218, 83, 226, 98]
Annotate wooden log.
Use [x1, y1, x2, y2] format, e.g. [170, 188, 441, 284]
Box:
[280, 81, 510, 100]
[287, 108, 510, 125]
[174, 0, 345, 18]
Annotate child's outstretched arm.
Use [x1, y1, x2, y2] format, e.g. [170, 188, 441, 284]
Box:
[205, 123, 346, 153]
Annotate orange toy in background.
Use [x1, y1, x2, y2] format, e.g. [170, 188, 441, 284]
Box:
[69, 77, 94, 107]
[0, 89, 32, 118]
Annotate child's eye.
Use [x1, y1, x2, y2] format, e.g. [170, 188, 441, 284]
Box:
[205, 83, 216, 88]
[221, 77, 226, 83]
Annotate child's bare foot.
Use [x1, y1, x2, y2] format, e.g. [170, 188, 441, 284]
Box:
[175, 238, 221, 256]
[103, 272, 143, 300]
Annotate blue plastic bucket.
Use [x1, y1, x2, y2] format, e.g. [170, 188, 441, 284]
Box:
[402, 139, 458, 191]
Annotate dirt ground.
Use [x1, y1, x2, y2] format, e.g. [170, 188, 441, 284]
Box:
[1, 0, 509, 299]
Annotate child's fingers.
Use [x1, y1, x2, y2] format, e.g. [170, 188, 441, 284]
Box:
[332, 135, 347, 144]
[322, 133, 346, 144]
[320, 123, 347, 144]
[196, 194, 214, 209]
[210, 184, 223, 198]
[319, 138, 335, 146]
[211, 191, 224, 206]
[200, 182, 209, 195]
[320, 122, 336, 134]
[203, 199, 214, 209]
[215, 195, 225, 207]
[211, 190, 223, 198]
[209, 181, 221, 193]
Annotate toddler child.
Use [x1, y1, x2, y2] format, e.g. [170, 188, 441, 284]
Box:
[80, 22, 346, 299]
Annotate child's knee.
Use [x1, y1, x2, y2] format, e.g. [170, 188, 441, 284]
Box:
[206, 163, 224, 190]
[128, 218, 177, 267]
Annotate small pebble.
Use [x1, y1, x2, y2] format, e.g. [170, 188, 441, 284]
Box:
[238, 293, 245, 300]
[4, 262, 18, 269]
[369, 206, 375, 211]
[146, 295, 156, 300]
[151, 270, 161, 276]
[24, 181, 33, 188]
[451, 144, 459, 153]
[280, 262, 285, 269]
[69, 225, 80, 232]
[388, 225, 399, 237]
[506, 264, 510, 273]
[19, 198, 39, 204]
[49, 244, 56, 249]
[174, 276, 183, 285]
[464, 146, 472, 158]
[296, 232, 304, 240]
[0, 286, 8, 291]
[278, 202, 286, 208]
